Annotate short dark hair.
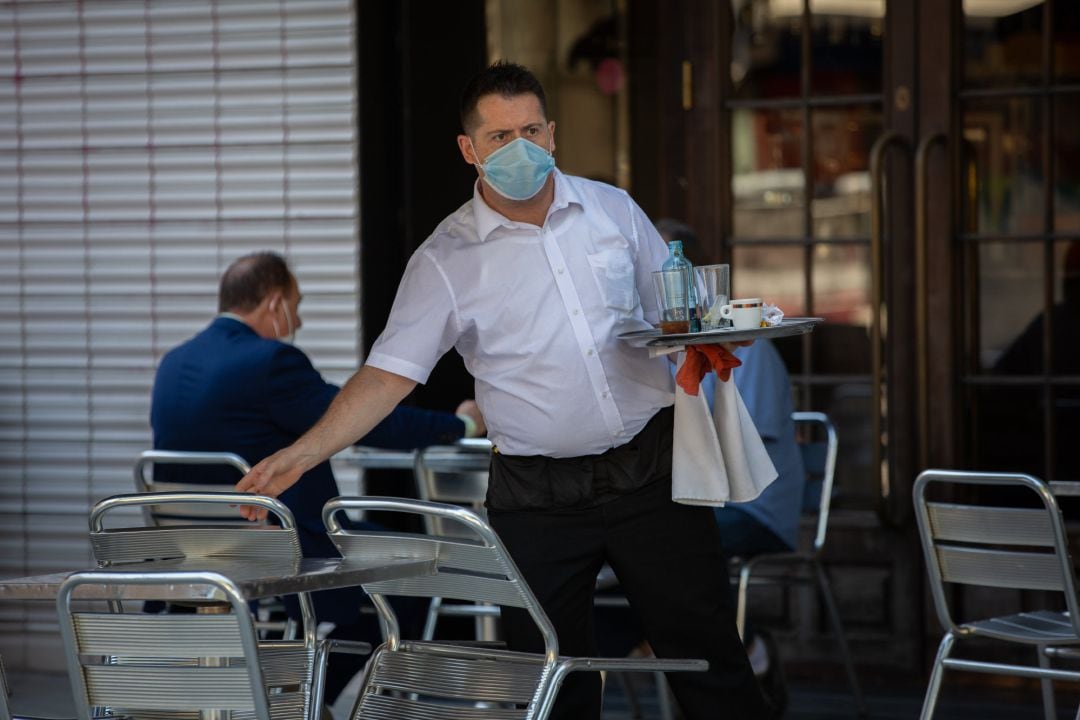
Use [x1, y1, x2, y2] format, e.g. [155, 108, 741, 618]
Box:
[460, 61, 547, 134]
[218, 251, 294, 313]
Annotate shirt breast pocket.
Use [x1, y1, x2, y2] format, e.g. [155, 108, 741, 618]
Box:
[587, 248, 637, 313]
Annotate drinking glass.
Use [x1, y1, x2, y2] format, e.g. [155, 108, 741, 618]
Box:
[651, 269, 692, 334]
[695, 264, 731, 330]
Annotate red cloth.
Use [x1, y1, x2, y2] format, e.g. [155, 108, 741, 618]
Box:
[675, 344, 742, 396]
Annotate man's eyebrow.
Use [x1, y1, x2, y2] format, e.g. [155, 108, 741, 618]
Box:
[486, 122, 544, 137]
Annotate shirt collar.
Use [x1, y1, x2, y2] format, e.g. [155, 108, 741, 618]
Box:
[471, 168, 583, 242]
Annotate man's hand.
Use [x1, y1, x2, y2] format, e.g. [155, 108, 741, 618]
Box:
[455, 399, 486, 437]
[235, 445, 314, 520]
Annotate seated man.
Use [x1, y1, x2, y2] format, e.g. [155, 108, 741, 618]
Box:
[697, 339, 804, 714]
[150, 250, 485, 706]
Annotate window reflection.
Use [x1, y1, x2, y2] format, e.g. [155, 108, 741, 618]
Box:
[811, 106, 880, 239]
[1054, 96, 1080, 233]
[963, 0, 1044, 89]
[1054, 1, 1080, 83]
[809, 0, 884, 96]
[962, 98, 1044, 236]
[978, 241, 1043, 373]
[732, 244, 805, 315]
[730, 0, 802, 100]
[812, 243, 870, 324]
[732, 108, 804, 238]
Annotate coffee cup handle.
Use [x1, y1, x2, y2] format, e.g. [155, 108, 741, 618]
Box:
[720, 304, 733, 319]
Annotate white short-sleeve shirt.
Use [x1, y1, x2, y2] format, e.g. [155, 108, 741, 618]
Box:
[367, 170, 675, 458]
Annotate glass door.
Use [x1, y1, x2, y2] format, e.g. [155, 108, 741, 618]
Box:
[958, 0, 1080, 484]
[724, 0, 894, 517]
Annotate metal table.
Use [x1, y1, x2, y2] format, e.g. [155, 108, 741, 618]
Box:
[0, 556, 436, 603]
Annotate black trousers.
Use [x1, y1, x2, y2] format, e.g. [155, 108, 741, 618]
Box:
[488, 407, 767, 720]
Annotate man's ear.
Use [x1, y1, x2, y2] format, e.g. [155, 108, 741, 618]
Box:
[265, 290, 282, 313]
[458, 134, 478, 165]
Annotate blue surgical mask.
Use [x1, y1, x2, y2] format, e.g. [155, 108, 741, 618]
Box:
[473, 137, 555, 201]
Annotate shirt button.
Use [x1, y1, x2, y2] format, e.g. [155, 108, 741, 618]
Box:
[602, 391, 609, 398]
[558, 268, 565, 274]
[573, 309, 580, 316]
[587, 349, 595, 356]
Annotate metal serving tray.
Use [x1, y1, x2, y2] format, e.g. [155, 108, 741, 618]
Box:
[618, 317, 824, 348]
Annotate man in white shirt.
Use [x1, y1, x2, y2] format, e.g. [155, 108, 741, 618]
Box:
[237, 61, 767, 719]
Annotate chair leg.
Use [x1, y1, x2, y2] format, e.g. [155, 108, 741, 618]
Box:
[735, 563, 751, 641]
[813, 560, 867, 718]
[920, 631, 955, 720]
[1037, 645, 1057, 720]
[422, 597, 443, 641]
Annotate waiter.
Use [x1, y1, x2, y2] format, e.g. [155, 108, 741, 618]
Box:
[238, 61, 767, 719]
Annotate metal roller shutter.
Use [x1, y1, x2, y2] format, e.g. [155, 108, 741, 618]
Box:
[0, 0, 360, 671]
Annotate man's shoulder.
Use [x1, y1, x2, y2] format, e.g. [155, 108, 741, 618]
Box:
[559, 172, 630, 205]
[412, 198, 481, 264]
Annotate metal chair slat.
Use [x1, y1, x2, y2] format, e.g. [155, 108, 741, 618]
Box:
[355, 693, 530, 720]
[927, 502, 1055, 546]
[935, 545, 1065, 591]
[369, 646, 546, 703]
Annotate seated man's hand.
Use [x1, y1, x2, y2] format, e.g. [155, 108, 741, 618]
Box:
[235, 446, 310, 520]
[455, 399, 486, 438]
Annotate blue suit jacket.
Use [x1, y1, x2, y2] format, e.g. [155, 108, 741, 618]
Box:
[150, 317, 465, 622]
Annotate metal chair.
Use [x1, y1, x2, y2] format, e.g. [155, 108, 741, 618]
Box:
[132, 451, 296, 638]
[914, 469, 1080, 720]
[731, 411, 865, 716]
[412, 443, 498, 640]
[88, 492, 324, 717]
[57, 569, 311, 720]
[321, 496, 708, 720]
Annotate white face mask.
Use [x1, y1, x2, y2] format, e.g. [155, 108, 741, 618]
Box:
[270, 301, 296, 345]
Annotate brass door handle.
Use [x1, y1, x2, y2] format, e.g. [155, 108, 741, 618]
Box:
[915, 133, 947, 473]
[869, 131, 911, 528]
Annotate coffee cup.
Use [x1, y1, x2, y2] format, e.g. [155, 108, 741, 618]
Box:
[719, 298, 763, 331]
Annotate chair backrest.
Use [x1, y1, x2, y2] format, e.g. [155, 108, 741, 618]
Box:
[792, 411, 838, 554]
[57, 570, 285, 720]
[323, 496, 557, 661]
[89, 492, 316, 640]
[914, 469, 1080, 637]
[134, 450, 253, 525]
[91, 491, 299, 564]
[412, 443, 491, 536]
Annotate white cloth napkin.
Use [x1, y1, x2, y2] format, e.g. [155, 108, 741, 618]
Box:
[671, 352, 778, 506]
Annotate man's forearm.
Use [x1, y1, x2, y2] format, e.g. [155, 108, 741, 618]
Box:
[291, 364, 417, 473]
